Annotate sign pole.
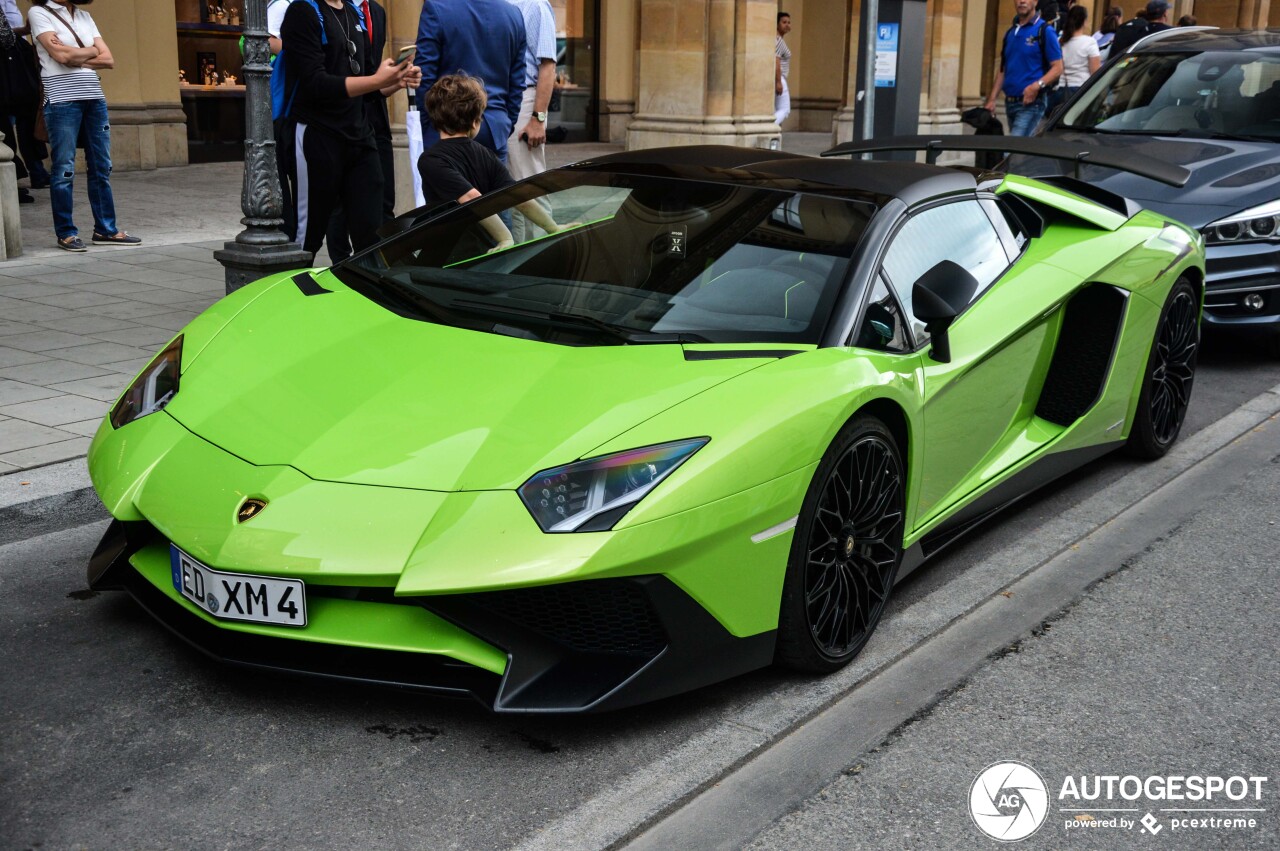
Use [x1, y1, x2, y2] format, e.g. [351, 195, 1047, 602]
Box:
[860, 0, 879, 159]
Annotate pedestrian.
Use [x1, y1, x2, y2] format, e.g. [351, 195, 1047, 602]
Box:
[775, 11, 792, 127]
[280, 0, 416, 260]
[1108, 4, 1157, 56]
[1094, 6, 1122, 53]
[1144, 1, 1172, 34]
[1054, 0, 1077, 35]
[1052, 4, 1100, 111]
[266, 0, 292, 54]
[414, 0, 524, 162]
[1177, 14, 1196, 26]
[326, 0, 403, 262]
[0, 13, 35, 203]
[504, 0, 555, 243]
[28, 0, 140, 251]
[984, 0, 1063, 137]
[264, 0, 296, 239]
[417, 73, 567, 250]
[1, 0, 48, 191]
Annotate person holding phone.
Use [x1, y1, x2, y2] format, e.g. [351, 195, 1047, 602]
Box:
[281, 0, 418, 260]
[324, 0, 416, 261]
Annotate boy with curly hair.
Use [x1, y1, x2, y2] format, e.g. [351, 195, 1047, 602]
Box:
[419, 74, 566, 250]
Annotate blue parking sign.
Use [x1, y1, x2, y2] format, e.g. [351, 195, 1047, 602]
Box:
[875, 22, 899, 88]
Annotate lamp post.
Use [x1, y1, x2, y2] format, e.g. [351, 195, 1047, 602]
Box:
[214, 0, 311, 293]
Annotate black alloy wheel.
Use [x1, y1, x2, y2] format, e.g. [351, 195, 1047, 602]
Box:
[777, 416, 904, 673]
[1127, 278, 1199, 459]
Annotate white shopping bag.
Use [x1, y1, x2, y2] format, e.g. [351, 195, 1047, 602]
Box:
[406, 103, 425, 208]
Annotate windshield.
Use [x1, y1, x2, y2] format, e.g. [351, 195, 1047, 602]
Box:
[1059, 50, 1280, 139]
[341, 172, 875, 346]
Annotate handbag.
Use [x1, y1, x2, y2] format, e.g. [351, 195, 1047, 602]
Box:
[2, 39, 41, 109]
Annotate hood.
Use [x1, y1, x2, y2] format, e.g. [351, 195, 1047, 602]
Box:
[165, 277, 769, 491]
[1023, 131, 1280, 228]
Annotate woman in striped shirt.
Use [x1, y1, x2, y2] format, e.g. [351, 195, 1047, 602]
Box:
[28, 0, 140, 251]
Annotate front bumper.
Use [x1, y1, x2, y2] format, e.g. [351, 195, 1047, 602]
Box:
[87, 396, 802, 711]
[1202, 241, 1280, 339]
[89, 518, 775, 713]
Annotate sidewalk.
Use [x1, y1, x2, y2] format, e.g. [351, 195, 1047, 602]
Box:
[0, 133, 835, 473]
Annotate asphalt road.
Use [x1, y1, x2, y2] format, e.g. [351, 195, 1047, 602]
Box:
[0, 335, 1276, 851]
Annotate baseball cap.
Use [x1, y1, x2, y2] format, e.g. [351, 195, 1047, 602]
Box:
[1145, 0, 1170, 17]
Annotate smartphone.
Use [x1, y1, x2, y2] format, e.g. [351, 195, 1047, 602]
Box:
[395, 46, 415, 66]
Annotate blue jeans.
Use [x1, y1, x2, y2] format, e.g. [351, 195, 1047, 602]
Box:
[44, 98, 117, 239]
[1005, 97, 1047, 137]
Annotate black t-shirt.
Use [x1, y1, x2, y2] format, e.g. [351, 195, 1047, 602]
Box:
[1108, 17, 1150, 55]
[418, 137, 514, 208]
[280, 0, 373, 145]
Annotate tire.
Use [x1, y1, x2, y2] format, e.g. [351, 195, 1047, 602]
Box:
[775, 415, 905, 674]
[1126, 277, 1200, 459]
[1264, 334, 1280, 360]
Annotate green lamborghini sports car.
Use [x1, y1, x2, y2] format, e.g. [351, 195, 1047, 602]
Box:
[86, 142, 1204, 713]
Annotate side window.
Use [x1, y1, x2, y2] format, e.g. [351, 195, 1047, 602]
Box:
[854, 274, 912, 353]
[983, 198, 1027, 259]
[880, 200, 1011, 342]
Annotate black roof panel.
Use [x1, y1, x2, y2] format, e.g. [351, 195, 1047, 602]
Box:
[561, 145, 975, 206]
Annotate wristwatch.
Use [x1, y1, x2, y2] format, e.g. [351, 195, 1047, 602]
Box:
[534, 111, 548, 123]
[1036, 80, 1045, 90]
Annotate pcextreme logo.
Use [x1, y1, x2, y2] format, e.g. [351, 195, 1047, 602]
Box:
[970, 762, 1269, 842]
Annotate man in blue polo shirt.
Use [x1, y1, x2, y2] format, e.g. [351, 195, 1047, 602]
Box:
[983, 0, 1064, 136]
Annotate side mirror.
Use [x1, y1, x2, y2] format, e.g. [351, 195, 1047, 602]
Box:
[911, 260, 979, 363]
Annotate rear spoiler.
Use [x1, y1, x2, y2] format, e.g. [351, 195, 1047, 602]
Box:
[821, 135, 1191, 188]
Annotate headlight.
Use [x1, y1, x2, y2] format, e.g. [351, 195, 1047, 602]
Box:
[1204, 200, 1280, 245]
[110, 336, 182, 429]
[518, 438, 708, 532]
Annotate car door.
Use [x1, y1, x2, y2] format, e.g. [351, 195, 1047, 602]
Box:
[879, 196, 1071, 530]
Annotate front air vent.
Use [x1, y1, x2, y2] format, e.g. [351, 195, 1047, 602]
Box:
[468, 580, 668, 656]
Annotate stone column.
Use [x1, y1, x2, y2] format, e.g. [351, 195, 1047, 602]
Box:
[626, 0, 779, 150]
[958, 0, 995, 112]
[832, 0, 863, 146]
[0, 141, 21, 259]
[87, 0, 188, 170]
[599, 0, 638, 144]
[785, 0, 847, 132]
[917, 0, 965, 150]
[1194, 0, 1273, 27]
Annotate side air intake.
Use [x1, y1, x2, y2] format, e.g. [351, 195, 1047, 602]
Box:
[1036, 285, 1127, 426]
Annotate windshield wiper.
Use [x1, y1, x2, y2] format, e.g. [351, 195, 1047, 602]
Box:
[335, 263, 457, 324]
[1166, 129, 1278, 143]
[450, 299, 710, 344]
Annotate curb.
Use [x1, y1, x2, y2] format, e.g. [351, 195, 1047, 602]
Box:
[0, 458, 103, 546]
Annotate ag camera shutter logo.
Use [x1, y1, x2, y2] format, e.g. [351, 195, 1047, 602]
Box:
[970, 761, 1050, 841]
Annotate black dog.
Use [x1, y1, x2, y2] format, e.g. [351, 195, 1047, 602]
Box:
[961, 107, 1004, 171]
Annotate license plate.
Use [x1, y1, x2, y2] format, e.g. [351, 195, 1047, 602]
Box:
[170, 546, 307, 628]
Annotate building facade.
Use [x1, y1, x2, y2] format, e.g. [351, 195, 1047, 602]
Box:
[25, 0, 1276, 206]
